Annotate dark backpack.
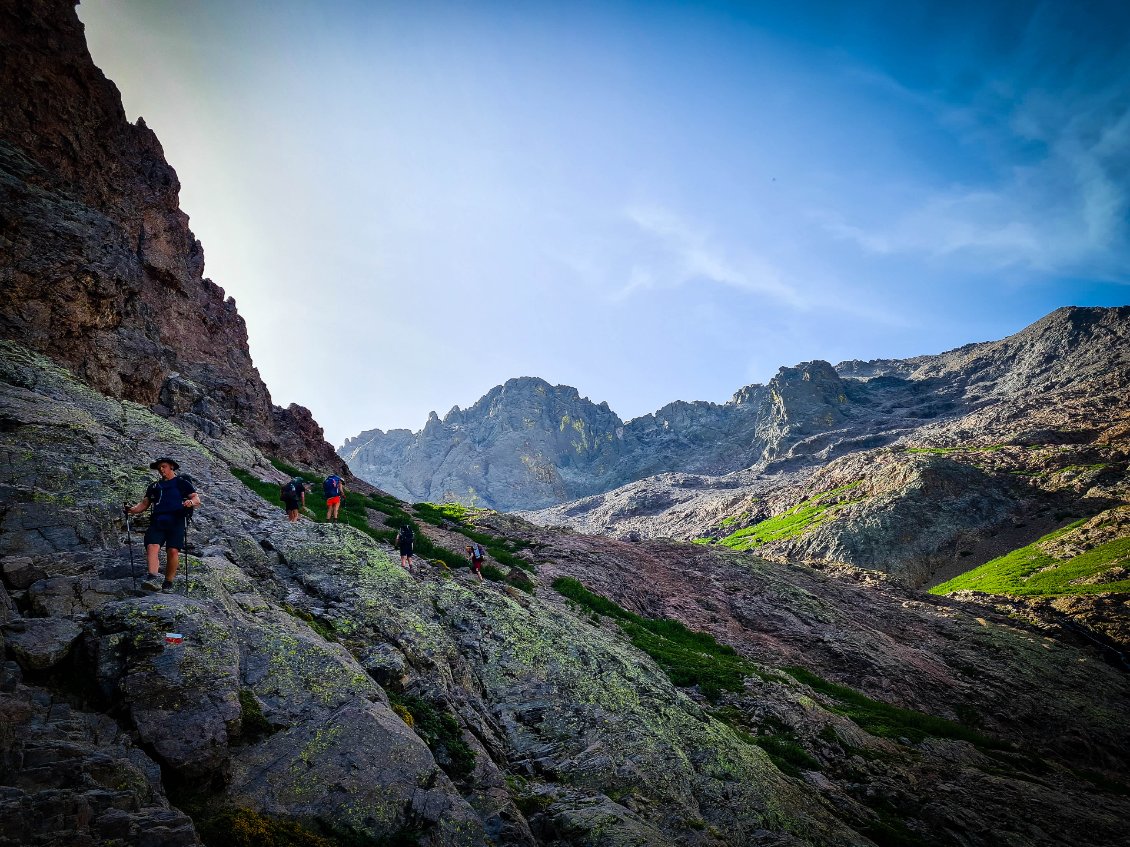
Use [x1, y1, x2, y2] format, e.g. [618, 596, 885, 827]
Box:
[396, 527, 413, 546]
[281, 480, 301, 500]
[323, 476, 341, 497]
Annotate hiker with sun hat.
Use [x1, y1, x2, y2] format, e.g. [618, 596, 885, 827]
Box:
[124, 457, 201, 592]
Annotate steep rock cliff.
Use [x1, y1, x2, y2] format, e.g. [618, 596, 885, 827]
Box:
[0, 0, 345, 477]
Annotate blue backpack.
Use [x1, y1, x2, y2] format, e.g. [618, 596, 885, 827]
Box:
[323, 476, 341, 497]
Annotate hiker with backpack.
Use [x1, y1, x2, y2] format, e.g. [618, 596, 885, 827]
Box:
[465, 543, 485, 583]
[124, 457, 200, 592]
[281, 477, 305, 522]
[395, 524, 414, 571]
[323, 473, 346, 522]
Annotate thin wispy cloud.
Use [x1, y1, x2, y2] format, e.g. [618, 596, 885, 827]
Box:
[822, 14, 1130, 282]
[620, 204, 808, 307]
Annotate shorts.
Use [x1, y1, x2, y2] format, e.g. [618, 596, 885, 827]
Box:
[144, 518, 185, 550]
[399, 546, 413, 557]
[326, 496, 341, 507]
[471, 558, 483, 573]
[282, 499, 300, 511]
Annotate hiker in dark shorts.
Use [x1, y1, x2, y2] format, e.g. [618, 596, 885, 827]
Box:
[395, 525, 414, 571]
[281, 477, 305, 522]
[125, 457, 200, 592]
[465, 544, 485, 583]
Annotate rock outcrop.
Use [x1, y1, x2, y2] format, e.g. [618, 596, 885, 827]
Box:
[0, 0, 346, 478]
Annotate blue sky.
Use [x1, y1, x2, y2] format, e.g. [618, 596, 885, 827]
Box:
[78, 0, 1129, 446]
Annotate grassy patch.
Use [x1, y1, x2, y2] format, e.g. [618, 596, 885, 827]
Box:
[196, 807, 335, 847]
[386, 692, 475, 782]
[754, 733, 821, 777]
[281, 604, 339, 642]
[238, 689, 273, 740]
[229, 469, 470, 567]
[782, 666, 1002, 749]
[413, 501, 536, 572]
[718, 483, 863, 550]
[552, 577, 754, 698]
[930, 521, 1130, 597]
[904, 445, 1004, 455]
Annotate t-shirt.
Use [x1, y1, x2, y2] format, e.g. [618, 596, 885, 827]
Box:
[148, 476, 195, 521]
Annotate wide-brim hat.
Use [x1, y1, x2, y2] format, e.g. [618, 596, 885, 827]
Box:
[149, 457, 180, 471]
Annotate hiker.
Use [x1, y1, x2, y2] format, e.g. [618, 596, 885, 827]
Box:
[465, 543, 485, 582]
[323, 473, 346, 522]
[124, 457, 200, 592]
[281, 476, 305, 522]
[395, 524, 414, 571]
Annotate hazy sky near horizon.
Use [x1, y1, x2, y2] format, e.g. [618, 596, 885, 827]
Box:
[78, 0, 1129, 446]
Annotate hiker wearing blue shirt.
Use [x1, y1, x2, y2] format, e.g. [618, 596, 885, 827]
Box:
[125, 457, 200, 592]
[323, 474, 346, 522]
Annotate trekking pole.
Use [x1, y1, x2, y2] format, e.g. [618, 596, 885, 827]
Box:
[182, 513, 191, 595]
[123, 505, 137, 590]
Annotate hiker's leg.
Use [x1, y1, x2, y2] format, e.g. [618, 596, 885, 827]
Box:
[146, 544, 161, 577]
[165, 547, 180, 581]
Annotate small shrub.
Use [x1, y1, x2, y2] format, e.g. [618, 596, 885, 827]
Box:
[238, 689, 273, 740]
[782, 666, 1003, 749]
[386, 693, 475, 782]
[552, 577, 754, 695]
[197, 807, 334, 847]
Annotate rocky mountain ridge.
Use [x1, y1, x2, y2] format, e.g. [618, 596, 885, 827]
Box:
[342, 307, 1128, 513]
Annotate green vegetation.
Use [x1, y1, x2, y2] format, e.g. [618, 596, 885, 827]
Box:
[281, 603, 339, 642]
[413, 501, 536, 572]
[196, 807, 335, 847]
[230, 466, 470, 568]
[387, 692, 475, 782]
[237, 689, 273, 740]
[753, 733, 821, 778]
[904, 444, 1004, 455]
[782, 666, 1002, 748]
[552, 577, 754, 699]
[930, 521, 1130, 597]
[717, 483, 863, 550]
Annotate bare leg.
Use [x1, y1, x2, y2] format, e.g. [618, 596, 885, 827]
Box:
[146, 544, 161, 577]
[166, 548, 180, 582]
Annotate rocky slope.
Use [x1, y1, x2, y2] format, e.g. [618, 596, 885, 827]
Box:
[0, 0, 345, 476]
[4, 339, 1130, 847]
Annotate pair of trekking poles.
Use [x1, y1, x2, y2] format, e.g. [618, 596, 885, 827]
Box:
[123, 509, 192, 594]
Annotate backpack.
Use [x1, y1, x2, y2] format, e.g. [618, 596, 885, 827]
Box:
[396, 526, 413, 546]
[281, 480, 301, 500]
[323, 476, 341, 497]
[471, 543, 483, 560]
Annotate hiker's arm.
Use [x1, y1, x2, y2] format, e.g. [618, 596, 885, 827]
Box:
[182, 492, 201, 509]
[125, 497, 150, 515]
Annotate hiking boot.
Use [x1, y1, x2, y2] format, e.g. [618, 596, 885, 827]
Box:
[161, 580, 175, 593]
[141, 576, 162, 592]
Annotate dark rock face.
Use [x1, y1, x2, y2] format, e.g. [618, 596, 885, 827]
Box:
[0, 0, 345, 478]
